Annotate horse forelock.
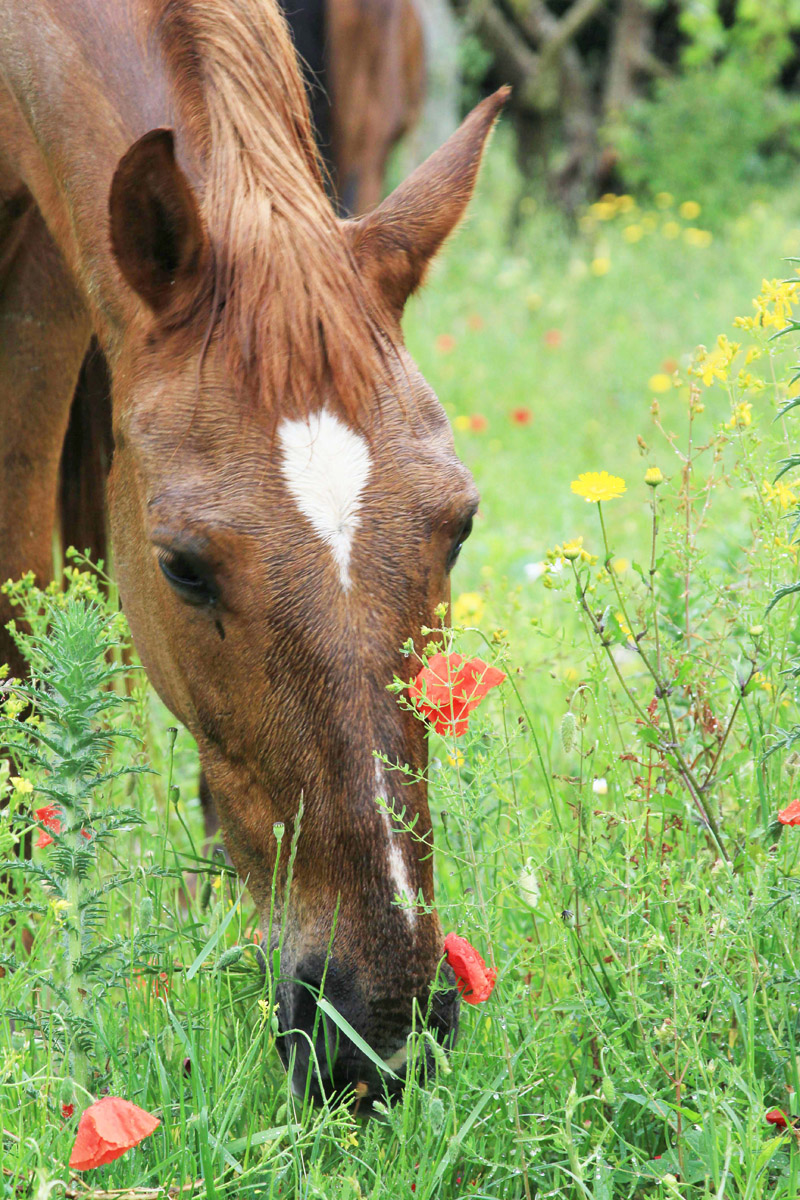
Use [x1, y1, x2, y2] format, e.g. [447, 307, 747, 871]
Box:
[156, 0, 392, 420]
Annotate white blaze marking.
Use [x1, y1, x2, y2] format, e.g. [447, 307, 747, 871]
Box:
[278, 410, 372, 588]
[375, 761, 416, 929]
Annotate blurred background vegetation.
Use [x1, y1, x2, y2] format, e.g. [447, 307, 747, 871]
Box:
[413, 1, 800, 222]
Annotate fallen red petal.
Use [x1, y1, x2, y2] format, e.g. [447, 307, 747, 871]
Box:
[69, 1097, 160, 1170]
[766, 1108, 789, 1129]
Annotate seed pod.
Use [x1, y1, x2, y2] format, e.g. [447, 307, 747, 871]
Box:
[561, 711, 577, 754]
[138, 896, 154, 932]
[427, 1096, 445, 1134]
[216, 945, 244, 971]
[424, 1031, 452, 1076]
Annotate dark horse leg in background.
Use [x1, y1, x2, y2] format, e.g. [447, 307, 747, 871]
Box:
[280, 0, 338, 204]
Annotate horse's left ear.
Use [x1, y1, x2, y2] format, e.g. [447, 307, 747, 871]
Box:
[345, 87, 509, 321]
[109, 128, 208, 313]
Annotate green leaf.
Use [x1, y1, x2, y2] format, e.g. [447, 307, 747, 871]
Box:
[225, 1125, 302, 1156]
[315, 995, 399, 1080]
[776, 394, 800, 420]
[773, 454, 800, 482]
[765, 580, 800, 615]
[186, 891, 243, 980]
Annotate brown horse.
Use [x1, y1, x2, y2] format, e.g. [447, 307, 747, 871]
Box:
[282, 0, 425, 216]
[0, 0, 506, 1101]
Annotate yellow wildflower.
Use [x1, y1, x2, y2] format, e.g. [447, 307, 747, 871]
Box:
[752, 671, 772, 694]
[736, 370, 764, 390]
[762, 479, 797, 509]
[591, 257, 611, 276]
[684, 228, 712, 248]
[453, 414, 471, 432]
[561, 537, 584, 562]
[645, 466, 664, 487]
[725, 402, 752, 429]
[613, 558, 630, 574]
[571, 471, 626, 503]
[680, 200, 701, 220]
[648, 373, 672, 393]
[692, 334, 739, 387]
[447, 751, 465, 768]
[745, 346, 762, 364]
[616, 195, 636, 214]
[736, 278, 800, 330]
[655, 191, 674, 209]
[616, 613, 633, 639]
[623, 224, 643, 243]
[589, 200, 615, 221]
[452, 592, 485, 626]
[10, 776, 33, 794]
[662, 221, 681, 239]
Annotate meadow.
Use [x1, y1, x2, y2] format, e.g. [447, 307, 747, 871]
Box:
[5, 132, 800, 1198]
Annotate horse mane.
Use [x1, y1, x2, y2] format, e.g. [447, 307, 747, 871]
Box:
[156, 0, 390, 419]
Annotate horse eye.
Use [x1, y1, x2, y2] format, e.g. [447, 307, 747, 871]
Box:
[447, 515, 474, 573]
[158, 551, 218, 607]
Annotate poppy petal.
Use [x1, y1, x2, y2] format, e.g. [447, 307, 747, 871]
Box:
[444, 933, 497, 1004]
[778, 799, 800, 826]
[69, 1097, 159, 1170]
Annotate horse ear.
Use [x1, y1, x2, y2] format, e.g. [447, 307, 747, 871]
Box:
[345, 88, 509, 320]
[109, 128, 207, 312]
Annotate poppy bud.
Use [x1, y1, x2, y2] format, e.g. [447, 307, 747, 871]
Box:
[560, 711, 576, 753]
[427, 1097, 445, 1134]
[138, 896, 154, 932]
[216, 945, 244, 970]
[601, 1077, 616, 1105]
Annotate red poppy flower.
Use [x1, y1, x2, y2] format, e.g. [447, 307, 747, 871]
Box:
[766, 1109, 789, 1129]
[69, 1097, 160, 1170]
[544, 328, 562, 348]
[35, 806, 92, 847]
[61, 1103, 75, 1120]
[435, 333, 456, 354]
[35, 805, 61, 848]
[468, 414, 488, 433]
[444, 933, 497, 1004]
[510, 407, 533, 425]
[409, 653, 506, 737]
[778, 800, 800, 826]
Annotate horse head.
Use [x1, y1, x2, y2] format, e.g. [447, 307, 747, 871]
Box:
[106, 88, 507, 1101]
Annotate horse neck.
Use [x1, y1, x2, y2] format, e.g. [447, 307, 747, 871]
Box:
[1, 1, 183, 342]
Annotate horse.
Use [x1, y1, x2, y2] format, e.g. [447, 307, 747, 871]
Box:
[0, 0, 507, 1102]
[56, 0, 426, 595]
[280, 0, 425, 217]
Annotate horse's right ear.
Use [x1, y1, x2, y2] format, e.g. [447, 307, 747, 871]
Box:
[345, 87, 509, 322]
[109, 128, 207, 313]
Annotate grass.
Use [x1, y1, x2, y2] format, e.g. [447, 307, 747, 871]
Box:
[5, 136, 800, 1197]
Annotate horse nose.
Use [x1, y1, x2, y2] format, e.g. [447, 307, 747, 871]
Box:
[276, 956, 460, 1105]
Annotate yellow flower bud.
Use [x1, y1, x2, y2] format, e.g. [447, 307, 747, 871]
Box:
[645, 467, 663, 487]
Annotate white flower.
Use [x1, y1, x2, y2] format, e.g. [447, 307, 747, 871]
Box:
[518, 859, 541, 909]
[524, 561, 546, 581]
[592, 778, 608, 796]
